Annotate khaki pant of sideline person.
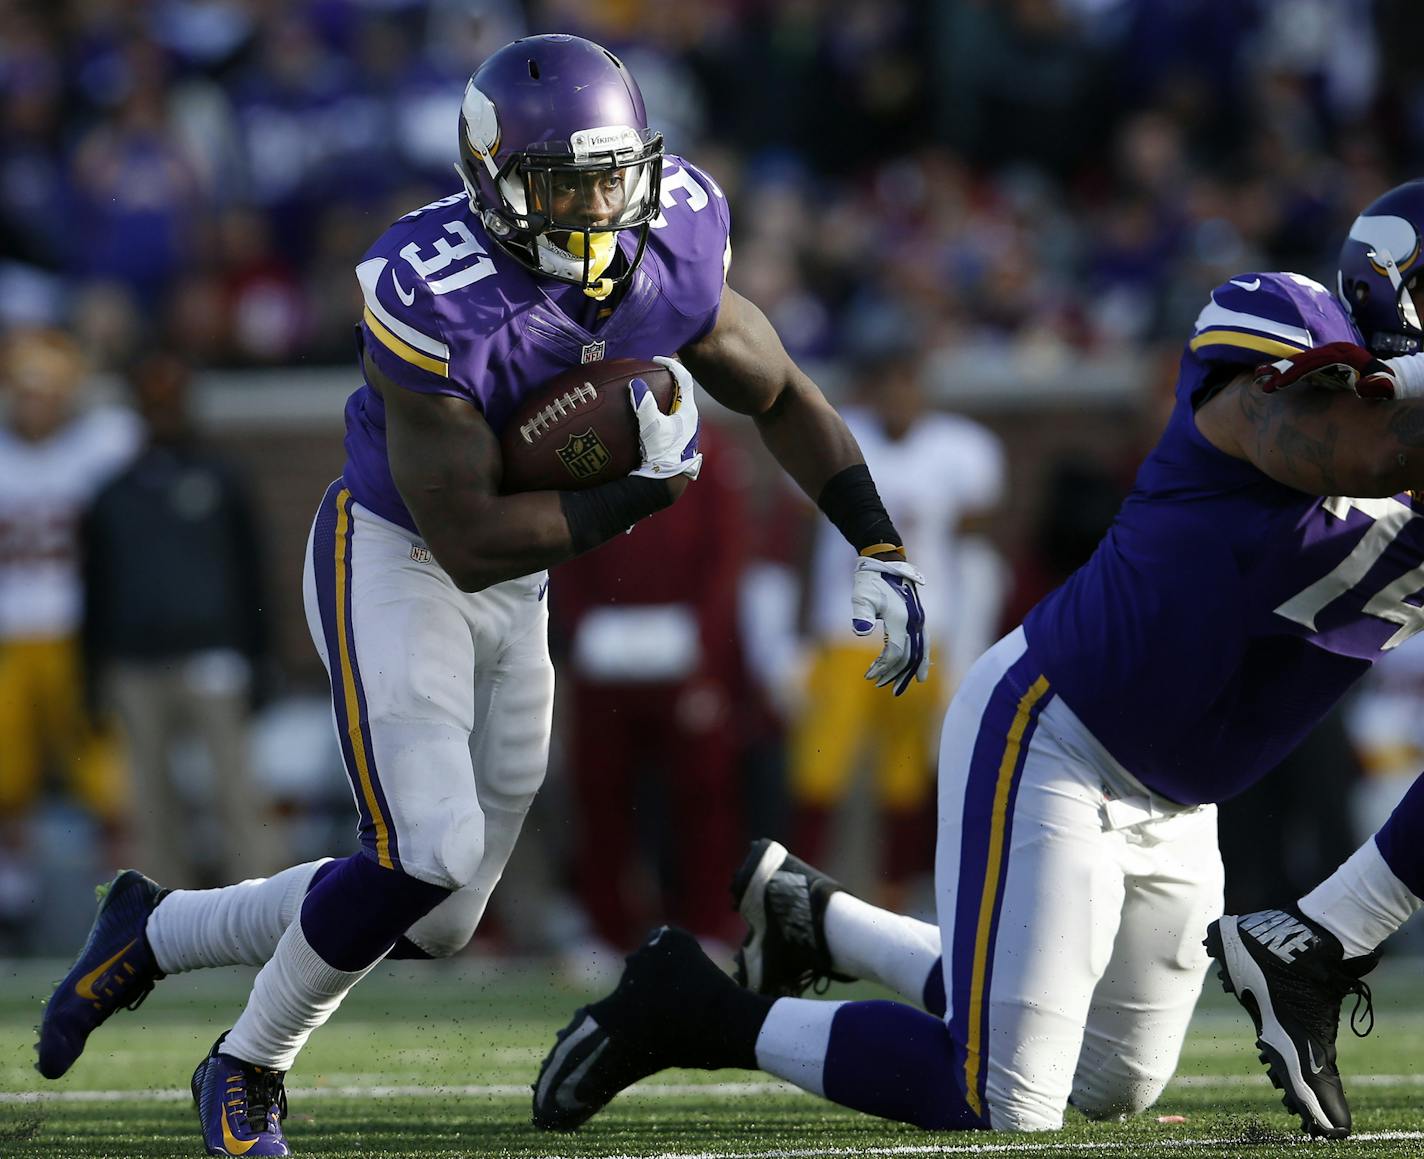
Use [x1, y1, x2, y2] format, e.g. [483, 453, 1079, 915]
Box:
[106, 653, 284, 888]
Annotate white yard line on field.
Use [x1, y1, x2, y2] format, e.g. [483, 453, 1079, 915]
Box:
[0, 1081, 796, 1103]
[1172, 1073, 1424, 1087]
[520, 1135, 1424, 1159]
[9, 1073, 1424, 1105]
[2, 1085, 1422, 1156]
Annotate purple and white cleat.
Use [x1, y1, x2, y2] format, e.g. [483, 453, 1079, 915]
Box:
[192, 1036, 291, 1156]
[36, 869, 167, 1079]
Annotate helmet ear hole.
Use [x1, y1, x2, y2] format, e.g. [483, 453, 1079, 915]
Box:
[1354, 282, 1370, 305]
[528, 59, 539, 80]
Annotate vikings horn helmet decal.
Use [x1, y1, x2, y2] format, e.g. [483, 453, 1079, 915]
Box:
[1338, 179, 1424, 356]
[457, 34, 664, 296]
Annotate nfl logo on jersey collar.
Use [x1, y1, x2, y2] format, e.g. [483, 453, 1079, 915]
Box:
[581, 340, 606, 364]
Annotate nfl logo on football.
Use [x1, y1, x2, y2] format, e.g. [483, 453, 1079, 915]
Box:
[580, 340, 606, 364]
[557, 430, 612, 481]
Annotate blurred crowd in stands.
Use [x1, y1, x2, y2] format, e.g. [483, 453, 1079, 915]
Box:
[5, 0, 1424, 965]
[5, 0, 1422, 371]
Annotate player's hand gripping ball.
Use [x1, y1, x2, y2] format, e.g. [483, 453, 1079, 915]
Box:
[499, 358, 678, 493]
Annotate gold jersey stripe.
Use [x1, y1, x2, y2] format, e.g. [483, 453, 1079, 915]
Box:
[363, 307, 449, 378]
[1188, 329, 1307, 358]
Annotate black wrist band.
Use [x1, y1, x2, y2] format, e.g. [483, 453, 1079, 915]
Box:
[560, 475, 673, 555]
[817, 464, 902, 555]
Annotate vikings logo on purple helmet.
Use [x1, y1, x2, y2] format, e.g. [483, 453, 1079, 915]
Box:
[456, 34, 664, 293]
[1338, 179, 1424, 356]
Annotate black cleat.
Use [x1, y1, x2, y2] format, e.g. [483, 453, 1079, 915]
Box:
[1206, 908, 1377, 1139]
[730, 838, 850, 996]
[533, 926, 736, 1131]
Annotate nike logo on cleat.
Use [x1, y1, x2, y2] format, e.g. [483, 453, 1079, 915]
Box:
[557, 1038, 609, 1110]
[75, 941, 137, 1001]
[1239, 910, 1314, 962]
[1231, 277, 1262, 290]
[1308, 1040, 1328, 1075]
[221, 1102, 260, 1155]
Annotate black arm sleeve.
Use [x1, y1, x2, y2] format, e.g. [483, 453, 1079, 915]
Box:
[559, 475, 675, 556]
[816, 464, 903, 556]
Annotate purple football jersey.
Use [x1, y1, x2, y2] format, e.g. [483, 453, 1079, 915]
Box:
[1026, 272, 1424, 805]
[342, 154, 731, 530]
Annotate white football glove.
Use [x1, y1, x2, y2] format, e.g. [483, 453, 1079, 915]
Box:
[629, 356, 702, 481]
[851, 555, 929, 696]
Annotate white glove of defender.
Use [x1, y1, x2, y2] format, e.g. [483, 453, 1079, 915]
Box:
[851, 556, 929, 696]
[629, 356, 702, 481]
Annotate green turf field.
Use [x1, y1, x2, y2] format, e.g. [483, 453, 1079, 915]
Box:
[3, 954, 1422, 1158]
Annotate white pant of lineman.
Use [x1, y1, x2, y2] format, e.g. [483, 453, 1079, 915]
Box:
[937, 626, 1223, 1131]
[303, 482, 553, 956]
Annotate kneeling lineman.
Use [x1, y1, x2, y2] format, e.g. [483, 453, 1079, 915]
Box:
[535, 179, 1424, 1140]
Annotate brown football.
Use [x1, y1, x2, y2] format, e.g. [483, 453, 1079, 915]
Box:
[498, 358, 675, 493]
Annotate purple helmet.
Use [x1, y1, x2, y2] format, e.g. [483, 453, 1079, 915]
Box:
[1338, 180, 1424, 356]
[457, 34, 663, 294]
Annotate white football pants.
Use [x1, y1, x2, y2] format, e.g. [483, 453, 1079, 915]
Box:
[937, 626, 1222, 1131]
[304, 482, 554, 956]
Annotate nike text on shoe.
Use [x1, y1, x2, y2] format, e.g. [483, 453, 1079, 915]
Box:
[192, 1036, 290, 1156]
[730, 838, 850, 997]
[533, 925, 738, 1131]
[35, 869, 168, 1079]
[1205, 908, 1378, 1139]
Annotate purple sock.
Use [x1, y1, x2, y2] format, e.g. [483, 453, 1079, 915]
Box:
[1374, 774, 1424, 898]
[822, 1000, 985, 1130]
[922, 957, 946, 1017]
[300, 853, 450, 971]
[306, 858, 437, 960]
[307, 859, 340, 893]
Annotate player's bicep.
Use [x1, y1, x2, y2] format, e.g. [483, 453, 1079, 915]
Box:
[1197, 372, 1420, 496]
[682, 284, 868, 501]
[369, 352, 501, 536]
[679, 285, 799, 415]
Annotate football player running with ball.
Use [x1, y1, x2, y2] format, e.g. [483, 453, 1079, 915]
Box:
[532, 179, 1424, 1141]
[35, 35, 927, 1157]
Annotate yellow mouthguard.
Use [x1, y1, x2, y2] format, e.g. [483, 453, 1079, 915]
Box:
[567, 231, 618, 299]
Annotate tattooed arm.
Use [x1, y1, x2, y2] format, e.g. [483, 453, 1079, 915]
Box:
[1195, 371, 1424, 496]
